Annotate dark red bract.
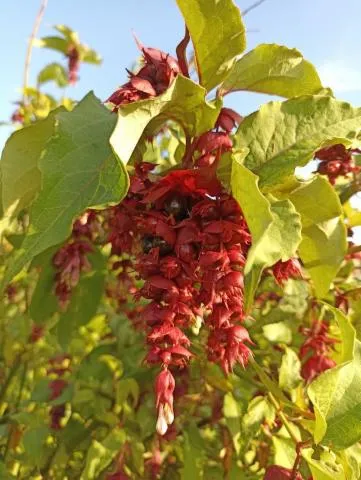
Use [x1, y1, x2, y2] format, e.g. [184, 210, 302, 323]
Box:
[264, 465, 303, 480]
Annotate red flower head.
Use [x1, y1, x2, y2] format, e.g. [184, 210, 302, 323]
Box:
[215, 107, 243, 133]
[272, 258, 302, 285]
[49, 379, 68, 401]
[30, 324, 45, 343]
[155, 369, 175, 435]
[107, 38, 179, 109]
[301, 354, 336, 382]
[264, 465, 304, 480]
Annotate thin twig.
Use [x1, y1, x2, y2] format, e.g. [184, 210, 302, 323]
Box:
[22, 0, 49, 104]
[242, 0, 268, 16]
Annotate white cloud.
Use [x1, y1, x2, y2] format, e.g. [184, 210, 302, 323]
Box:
[318, 61, 361, 93]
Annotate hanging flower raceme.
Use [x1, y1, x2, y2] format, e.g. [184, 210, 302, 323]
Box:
[53, 240, 93, 308]
[105, 161, 254, 434]
[299, 319, 338, 382]
[315, 144, 360, 184]
[106, 40, 180, 110]
[52, 210, 101, 308]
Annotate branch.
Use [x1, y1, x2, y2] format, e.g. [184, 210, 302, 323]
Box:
[22, 0, 49, 104]
[242, 0, 268, 16]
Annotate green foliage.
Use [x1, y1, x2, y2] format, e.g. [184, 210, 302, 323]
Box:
[1, 2, 361, 479]
[110, 75, 221, 164]
[175, 0, 246, 91]
[289, 177, 347, 297]
[237, 95, 361, 189]
[2, 92, 128, 287]
[219, 43, 323, 98]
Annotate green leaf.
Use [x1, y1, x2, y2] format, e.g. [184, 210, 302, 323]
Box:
[110, 75, 221, 164]
[0, 110, 58, 216]
[181, 422, 205, 480]
[272, 435, 296, 469]
[289, 177, 347, 297]
[279, 347, 302, 390]
[223, 392, 242, 454]
[81, 428, 126, 480]
[227, 158, 301, 310]
[23, 426, 50, 467]
[302, 448, 345, 480]
[237, 96, 361, 189]
[34, 36, 69, 54]
[37, 62, 68, 87]
[29, 248, 58, 325]
[80, 46, 102, 65]
[2, 92, 129, 288]
[308, 306, 361, 449]
[54, 24, 79, 44]
[0, 461, 13, 480]
[175, 0, 246, 92]
[219, 44, 322, 98]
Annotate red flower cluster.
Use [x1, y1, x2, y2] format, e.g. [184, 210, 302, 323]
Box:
[272, 258, 302, 286]
[107, 40, 180, 110]
[194, 107, 241, 167]
[299, 320, 337, 382]
[67, 45, 80, 85]
[315, 144, 360, 184]
[53, 240, 92, 307]
[264, 465, 303, 480]
[53, 211, 100, 307]
[106, 163, 253, 434]
[48, 355, 71, 430]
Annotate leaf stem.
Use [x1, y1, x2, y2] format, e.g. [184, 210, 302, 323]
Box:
[267, 392, 299, 444]
[22, 0, 49, 104]
[176, 26, 190, 78]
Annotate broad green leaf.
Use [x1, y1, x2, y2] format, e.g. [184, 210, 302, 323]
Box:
[34, 36, 68, 54]
[289, 177, 347, 297]
[181, 422, 205, 480]
[1, 110, 57, 216]
[110, 75, 221, 164]
[29, 248, 58, 325]
[223, 392, 242, 454]
[227, 158, 301, 309]
[272, 435, 296, 469]
[343, 201, 361, 227]
[23, 426, 50, 467]
[175, 0, 246, 91]
[2, 92, 129, 288]
[302, 448, 345, 480]
[219, 44, 322, 98]
[0, 461, 13, 480]
[279, 347, 302, 390]
[241, 396, 276, 446]
[308, 307, 361, 449]
[37, 62, 68, 87]
[81, 428, 126, 480]
[237, 95, 361, 189]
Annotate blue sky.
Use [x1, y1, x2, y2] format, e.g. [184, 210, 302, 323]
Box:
[1, 0, 361, 147]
